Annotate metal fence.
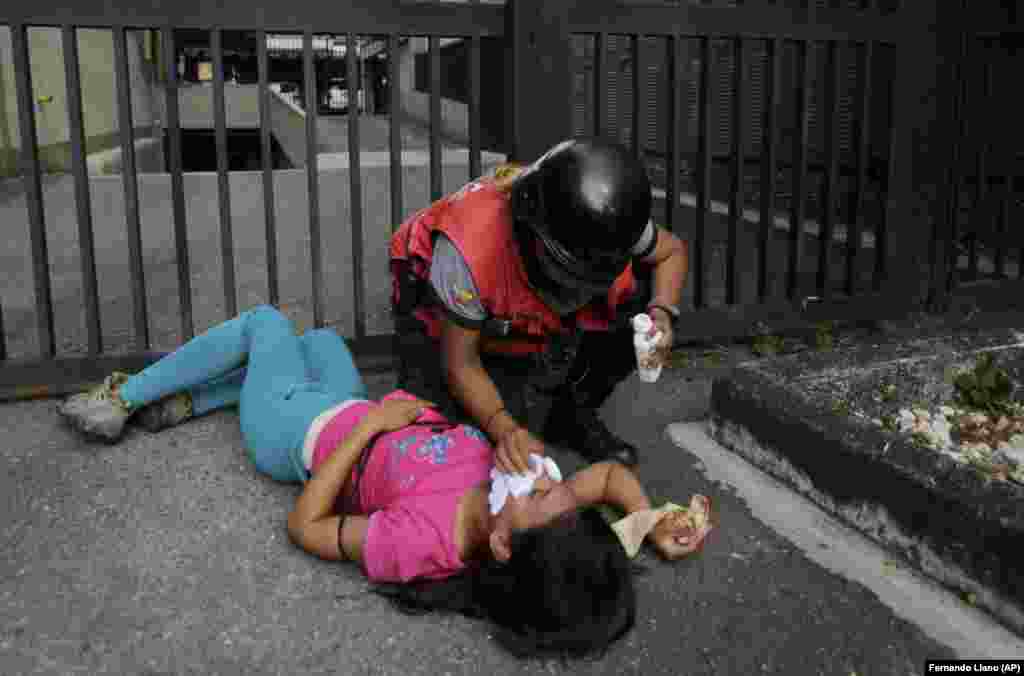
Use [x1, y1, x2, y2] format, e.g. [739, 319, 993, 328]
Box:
[1, 0, 1020, 399]
[0, 1, 503, 399]
[555, 0, 910, 340]
[934, 2, 1023, 301]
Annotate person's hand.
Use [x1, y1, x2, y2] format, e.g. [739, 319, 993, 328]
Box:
[649, 504, 714, 560]
[365, 398, 436, 434]
[649, 309, 674, 365]
[489, 413, 545, 475]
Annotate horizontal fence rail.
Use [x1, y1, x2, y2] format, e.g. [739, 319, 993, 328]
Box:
[2, 2, 506, 36]
[565, 3, 904, 43]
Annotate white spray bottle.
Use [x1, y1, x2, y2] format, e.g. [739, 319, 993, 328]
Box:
[631, 313, 664, 383]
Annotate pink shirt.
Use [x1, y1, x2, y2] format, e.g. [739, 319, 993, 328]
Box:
[310, 390, 492, 583]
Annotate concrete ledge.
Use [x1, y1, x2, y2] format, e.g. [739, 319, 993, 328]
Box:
[708, 341, 1024, 637]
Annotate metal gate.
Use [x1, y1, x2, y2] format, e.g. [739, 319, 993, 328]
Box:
[550, 0, 917, 342]
[0, 0, 987, 400]
[928, 0, 1024, 312]
[0, 0, 507, 400]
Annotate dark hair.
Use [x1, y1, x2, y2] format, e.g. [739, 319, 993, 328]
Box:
[371, 507, 637, 659]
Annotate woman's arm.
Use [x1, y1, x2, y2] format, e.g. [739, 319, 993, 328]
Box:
[440, 318, 543, 475]
[440, 318, 505, 433]
[568, 461, 713, 560]
[565, 461, 653, 515]
[287, 417, 380, 562]
[287, 397, 435, 562]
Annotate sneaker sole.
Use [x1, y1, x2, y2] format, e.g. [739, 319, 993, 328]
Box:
[58, 408, 127, 443]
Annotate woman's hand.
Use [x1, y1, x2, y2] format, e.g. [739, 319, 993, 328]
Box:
[489, 412, 545, 475]
[365, 398, 437, 434]
[649, 309, 674, 365]
[649, 503, 713, 560]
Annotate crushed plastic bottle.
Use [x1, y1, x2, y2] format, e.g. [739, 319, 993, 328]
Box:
[632, 313, 664, 383]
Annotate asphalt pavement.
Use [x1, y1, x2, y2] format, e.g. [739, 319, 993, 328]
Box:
[1, 357, 980, 675]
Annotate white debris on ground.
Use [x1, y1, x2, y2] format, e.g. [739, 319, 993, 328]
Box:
[870, 404, 1024, 484]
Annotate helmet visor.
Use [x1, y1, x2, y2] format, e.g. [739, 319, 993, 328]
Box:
[522, 236, 605, 315]
[534, 227, 628, 293]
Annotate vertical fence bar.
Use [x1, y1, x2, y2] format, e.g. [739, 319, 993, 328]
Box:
[786, 39, 812, 300]
[257, 30, 279, 306]
[874, 56, 896, 293]
[846, 40, 873, 297]
[942, 28, 968, 296]
[726, 37, 746, 306]
[469, 33, 482, 179]
[593, 33, 605, 138]
[303, 30, 324, 328]
[113, 27, 149, 349]
[347, 33, 366, 342]
[694, 36, 713, 309]
[816, 41, 841, 300]
[388, 34, 404, 230]
[429, 36, 442, 201]
[757, 38, 780, 303]
[62, 25, 102, 355]
[991, 43, 1007, 278]
[162, 26, 194, 340]
[211, 28, 237, 319]
[963, 39, 979, 281]
[1014, 176, 1022, 281]
[631, 35, 642, 158]
[972, 40, 992, 280]
[994, 36, 1010, 278]
[11, 23, 56, 358]
[996, 171, 1009, 279]
[665, 36, 683, 238]
[964, 41, 983, 281]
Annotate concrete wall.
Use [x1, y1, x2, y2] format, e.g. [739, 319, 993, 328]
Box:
[0, 153, 508, 355]
[266, 87, 309, 167]
[401, 91, 469, 145]
[86, 135, 166, 175]
[170, 82, 262, 130]
[0, 27, 163, 176]
[396, 37, 470, 145]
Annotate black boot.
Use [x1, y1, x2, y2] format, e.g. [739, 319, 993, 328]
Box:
[541, 326, 640, 465]
[542, 385, 639, 466]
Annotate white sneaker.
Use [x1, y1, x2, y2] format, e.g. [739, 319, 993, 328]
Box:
[57, 372, 134, 442]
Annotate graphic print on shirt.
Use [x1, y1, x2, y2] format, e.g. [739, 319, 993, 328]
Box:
[416, 434, 454, 465]
[462, 425, 488, 444]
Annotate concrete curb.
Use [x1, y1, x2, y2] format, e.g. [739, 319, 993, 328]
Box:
[708, 354, 1024, 637]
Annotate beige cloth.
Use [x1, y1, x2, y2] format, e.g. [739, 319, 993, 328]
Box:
[611, 495, 711, 558]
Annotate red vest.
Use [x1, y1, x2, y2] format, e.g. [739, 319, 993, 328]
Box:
[389, 171, 637, 356]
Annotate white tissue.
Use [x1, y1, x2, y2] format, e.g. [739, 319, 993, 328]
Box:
[488, 454, 563, 515]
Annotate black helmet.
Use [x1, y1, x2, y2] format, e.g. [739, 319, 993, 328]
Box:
[510, 138, 652, 313]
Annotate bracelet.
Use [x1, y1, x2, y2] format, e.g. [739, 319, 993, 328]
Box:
[337, 513, 348, 559]
[485, 407, 505, 432]
[646, 303, 680, 320]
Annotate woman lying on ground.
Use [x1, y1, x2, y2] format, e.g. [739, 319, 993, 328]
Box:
[57, 304, 711, 658]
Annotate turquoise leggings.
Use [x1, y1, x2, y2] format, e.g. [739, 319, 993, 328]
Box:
[118, 305, 368, 483]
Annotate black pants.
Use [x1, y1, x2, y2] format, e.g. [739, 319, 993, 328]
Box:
[393, 269, 654, 433]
